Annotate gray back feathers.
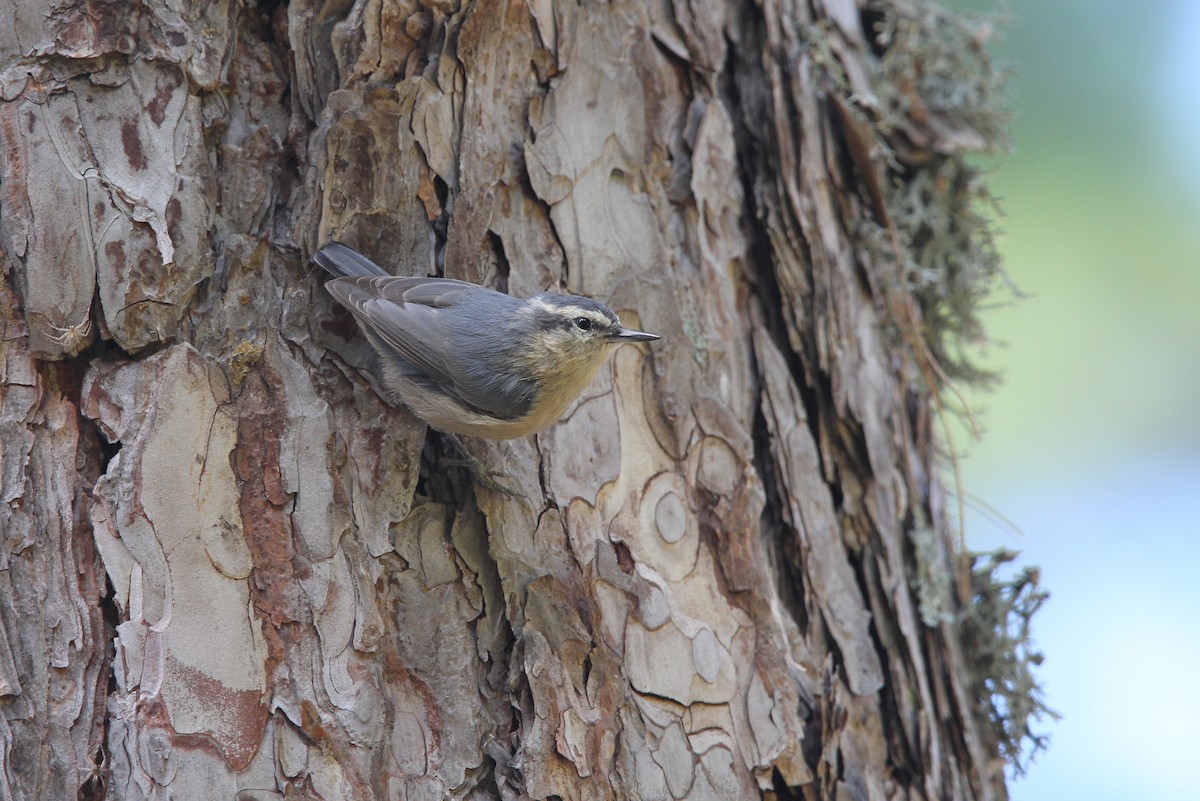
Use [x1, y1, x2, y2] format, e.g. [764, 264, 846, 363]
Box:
[316, 244, 536, 420]
[314, 242, 629, 424]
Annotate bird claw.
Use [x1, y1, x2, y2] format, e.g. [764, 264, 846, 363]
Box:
[442, 434, 525, 499]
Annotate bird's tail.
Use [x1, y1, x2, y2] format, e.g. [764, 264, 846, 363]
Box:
[313, 242, 390, 278]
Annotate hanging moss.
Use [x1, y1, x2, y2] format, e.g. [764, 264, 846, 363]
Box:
[869, 0, 1054, 775]
[873, 0, 1018, 388]
[961, 549, 1058, 773]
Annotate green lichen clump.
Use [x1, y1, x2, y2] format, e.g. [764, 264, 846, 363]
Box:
[891, 161, 1013, 388]
[876, 2, 1012, 148]
[869, 0, 1055, 775]
[961, 549, 1058, 773]
[875, 0, 1018, 388]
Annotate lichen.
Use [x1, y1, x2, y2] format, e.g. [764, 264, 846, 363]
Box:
[909, 520, 957, 627]
[227, 340, 264, 387]
[872, 0, 1019, 387]
[961, 548, 1058, 773]
[867, 0, 1053, 776]
[874, 1, 1012, 149]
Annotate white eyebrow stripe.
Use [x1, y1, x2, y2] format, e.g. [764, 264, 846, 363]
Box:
[530, 298, 614, 324]
[559, 308, 612, 322]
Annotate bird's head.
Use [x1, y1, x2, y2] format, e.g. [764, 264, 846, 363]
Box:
[519, 294, 659, 380]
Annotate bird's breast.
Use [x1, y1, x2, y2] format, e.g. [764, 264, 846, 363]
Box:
[520, 353, 610, 428]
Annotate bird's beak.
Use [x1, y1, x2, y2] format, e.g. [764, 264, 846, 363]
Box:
[608, 327, 660, 343]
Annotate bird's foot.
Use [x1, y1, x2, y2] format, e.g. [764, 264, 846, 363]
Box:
[442, 434, 525, 499]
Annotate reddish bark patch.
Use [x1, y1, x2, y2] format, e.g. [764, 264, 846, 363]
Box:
[165, 197, 183, 239]
[231, 369, 300, 634]
[382, 638, 442, 758]
[146, 75, 177, 127]
[1, 106, 30, 222]
[104, 240, 126, 273]
[121, 120, 146, 171]
[163, 652, 268, 771]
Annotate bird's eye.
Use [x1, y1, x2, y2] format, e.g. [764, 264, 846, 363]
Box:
[573, 317, 593, 332]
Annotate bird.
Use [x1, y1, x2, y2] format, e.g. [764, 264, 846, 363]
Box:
[313, 241, 660, 493]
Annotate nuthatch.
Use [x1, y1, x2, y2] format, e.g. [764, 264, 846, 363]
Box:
[314, 242, 659, 490]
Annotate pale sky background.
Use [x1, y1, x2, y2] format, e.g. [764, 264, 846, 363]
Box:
[948, 2, 1200, 799]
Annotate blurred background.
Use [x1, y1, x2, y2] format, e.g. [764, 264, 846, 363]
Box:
[946, 1, 1200, 799]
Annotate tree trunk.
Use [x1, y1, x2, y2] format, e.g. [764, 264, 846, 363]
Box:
[0, 1, 1015, 799]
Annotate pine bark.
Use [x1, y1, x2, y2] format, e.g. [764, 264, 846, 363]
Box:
[0, 1, 1008, 800]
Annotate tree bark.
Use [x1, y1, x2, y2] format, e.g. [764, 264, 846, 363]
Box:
[0, 1, 1012, 800]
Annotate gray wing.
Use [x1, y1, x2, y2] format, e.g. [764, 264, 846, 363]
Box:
[314, 242, 390, 278]
[325, 276, 484, 385]
[325, 275, 532, 420]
